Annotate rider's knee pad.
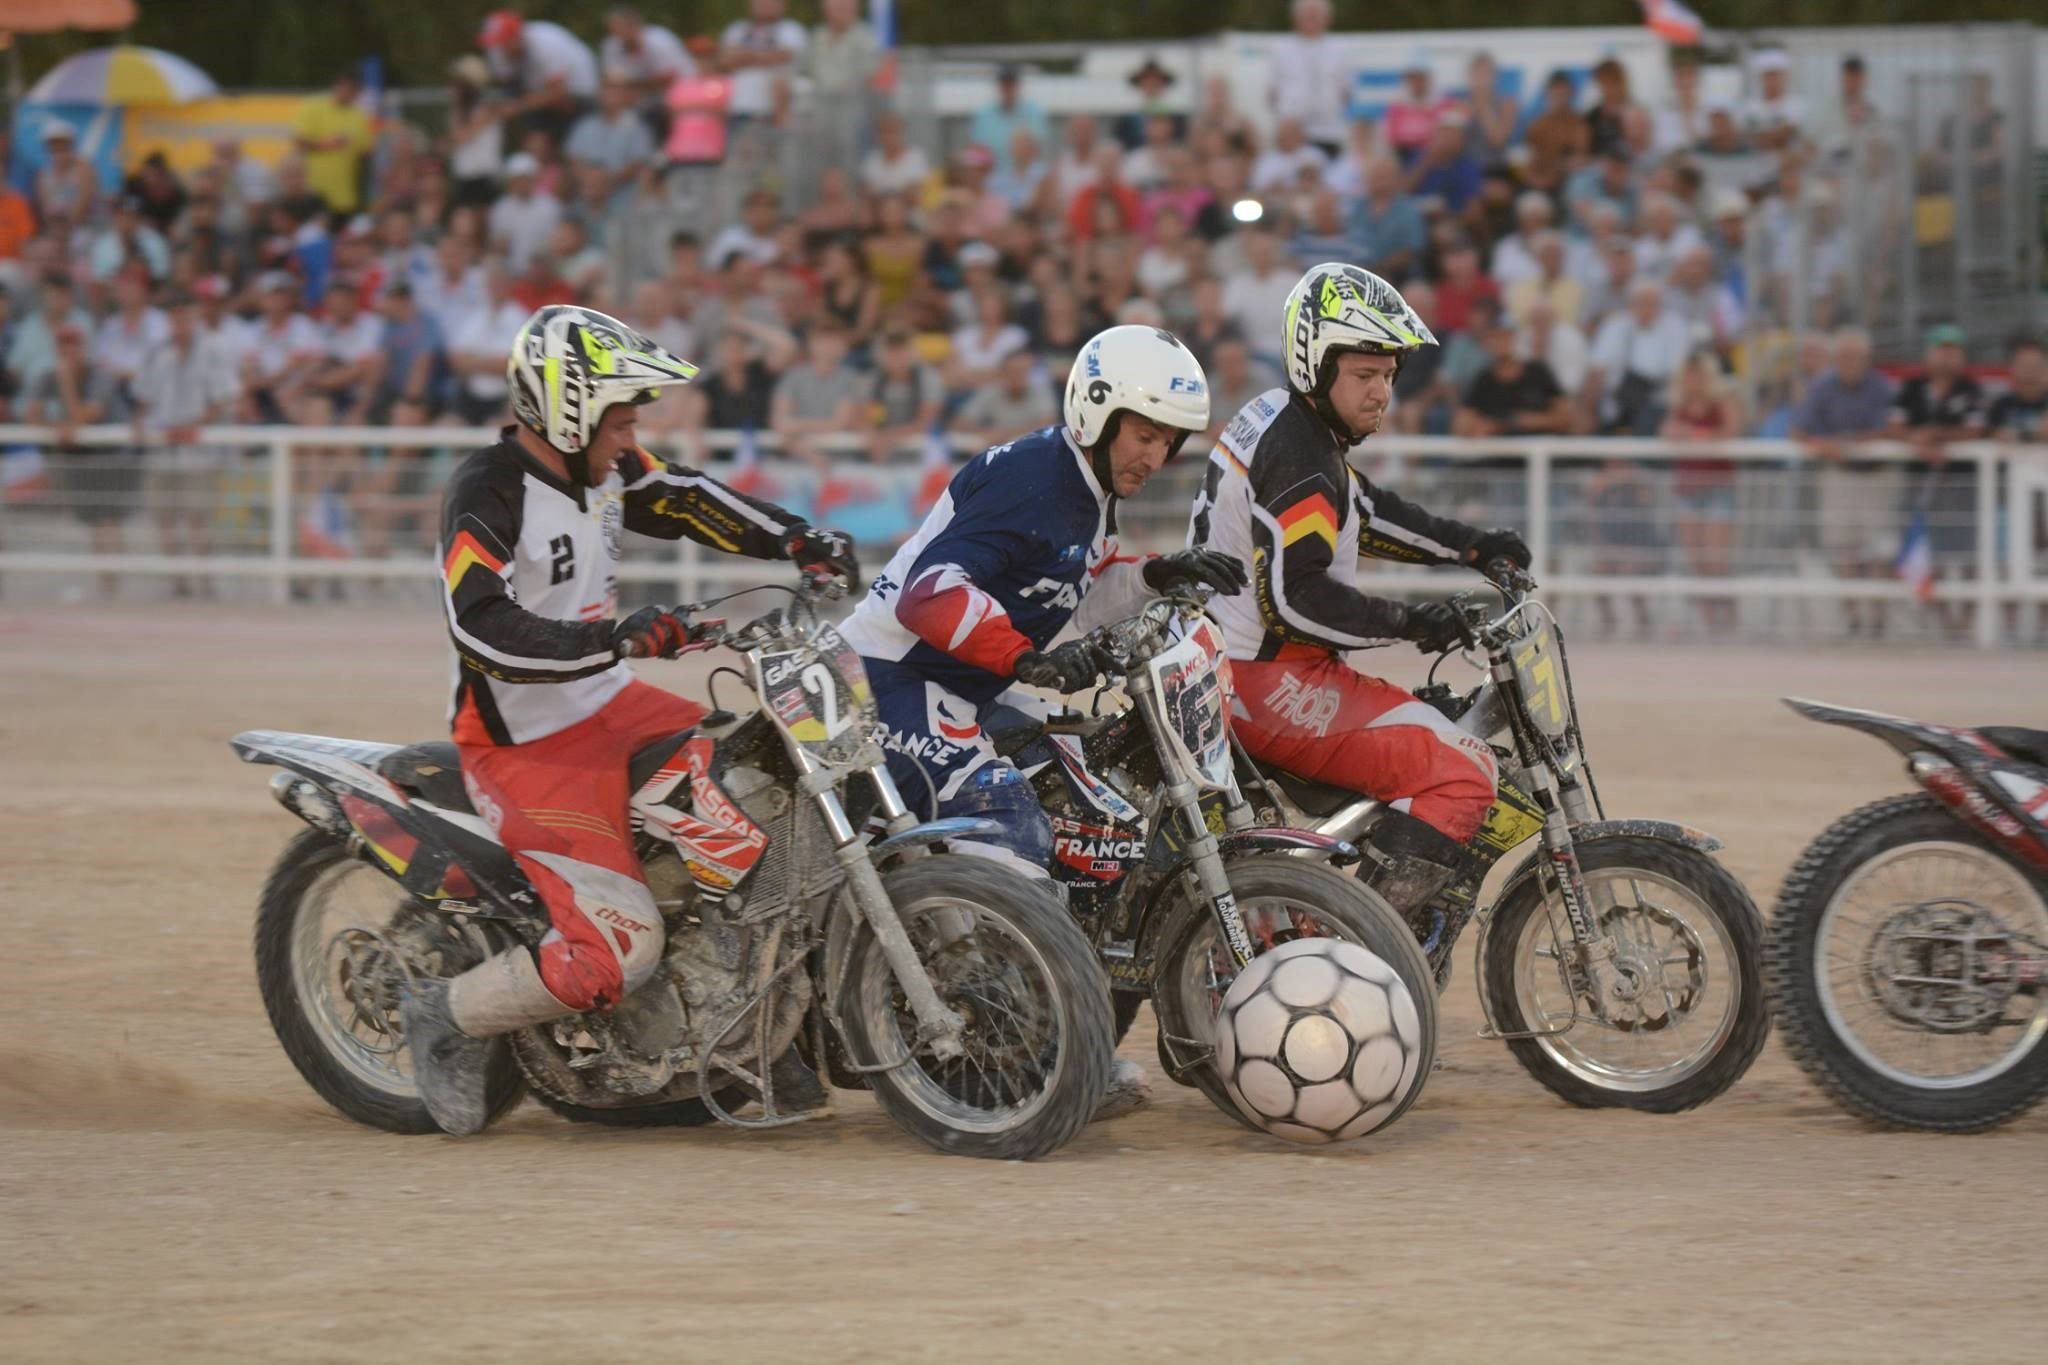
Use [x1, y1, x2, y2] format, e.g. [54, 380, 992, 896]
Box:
[939, 763, 1053, 866]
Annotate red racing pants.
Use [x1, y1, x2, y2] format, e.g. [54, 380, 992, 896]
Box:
[1229, 650, 1498, 841]
[459, 680, 706, 1012]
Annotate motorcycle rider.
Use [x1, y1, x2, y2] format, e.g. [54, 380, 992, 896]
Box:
[401, 304, 859, 1135]
[840, 324, 1249, 1113]
[1187, 264, 1532, 927]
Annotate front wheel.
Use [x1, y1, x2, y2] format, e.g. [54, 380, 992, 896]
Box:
[1484, 834, 1769, 1112]
[1767, 794, 2048, 1132]
[839, 856, 1112, 1160]
[1151, 856, 1438, 1130]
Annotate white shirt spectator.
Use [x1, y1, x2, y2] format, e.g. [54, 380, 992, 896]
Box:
[488, 189, 564, 272]
[202, 316, 258, 376]
[448, 299, 528, 401]
[1053, 150, 1101, 207]
[488, 19, 599, 100]
[706, 221, 779, 269]
[1745, 91, 1808, 146]
[1222, 264, 1298, 349]
[719, 16, 806, 117]
[1518, 320, 1589, 394]
[135, 339, 241, 436]
[1589, 307, 1693, 388]
[860, 143, 931, 198]
[95, 307, 169, 382]
[246, 313, 324, 386]
[1632, 223, 1707, 283]
[416, 260, 488, 332]
[1268, 32, 1353, 146]
[1136, 244, 1191, 298]
[600, 22, 693, 87]
[1249, 143, 1332, 195]
[565, 109, 656, 174]
[323, 311, 384, 366]
[950, 321, 1028, 377]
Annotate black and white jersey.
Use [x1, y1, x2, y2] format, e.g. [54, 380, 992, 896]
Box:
[440, 431, 800, 745]
[1187, 388, 1478, 660]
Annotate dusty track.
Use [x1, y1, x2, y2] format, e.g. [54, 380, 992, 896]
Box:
[2, 604, 2040, 1362]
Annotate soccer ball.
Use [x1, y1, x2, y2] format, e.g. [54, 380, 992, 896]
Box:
[1214, 937, 1425, 1144]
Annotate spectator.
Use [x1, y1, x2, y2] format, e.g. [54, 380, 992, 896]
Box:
[133, 294, 239, 595]
[948, 284, 1028, 392]
[566, 74, 658, 212]
[1705, 189, 1751, 301]
[547, 218, 607, 296]
[1346, 154, 1425, 280]
[194, 275, 255, 376]
[207, 137, 276, 237]
[33, 124, 99, 225]
[600, 5, 694, 117]
[1583, 58, 1638, 161]
[991, 126, 1051, 214]
[367, 281, 445, 425]
[1490, 191, 1559, 286]
[478, 9, 600, 145]
[1066, 145, 1142, 243]
[1462, 52, 1521, 165]
[1652, 54, 1709, 158]
[1504, 230, 1585, 328]
[1178, 275, 1241, 372]
[620, 278, 695, 359]
[1053, 113, 1106, 206]
[861, 193, 924, 311]
[1385, 62, 1456, 165]
[1521, 70, 1590, 196]
[1249, 118, 1329, 195]
[1268, 0, 1351, 153]
[797, 166, 870, 242]
[860, 111, 932, 200]
[1289, 190, 1356, 268]
[510, 249, 578, 312]
[694, 330, 783, 437]
[1987, 337, 2048, 442]
[957, 349, 1057, 448]
[1745, 49, 1806, 153]
[27, 321, 129, 592]
[1565, 146, 1638, 228]
[94, 268, 169, 391]
[770, 320, 863, 466]
[718, 0, 807, 135]
[1791, 326, 1898, 633]
[1405, 116, 1481, 215]
[1321, 118, 1382, 200]
[415, 232, 486, 332]
[1661, 349, 1747, 633]
[305, 274, 385, 425]
[971, 63, 1050, 178]
[1430, 236, 1497, 337]
[243, 271, 325, 423]
[800, 0, 884, 189]
[0, 155, 36, 272]
[1202, 335, 1280, 434]
[1585, 278, 1691, 434]
[866, 325, 943, 459]
[124, 152, 188, 235]
[87, 195, 171, 283]
[1664, 245, 1742, 351]
[1454, 315, 1572, 437]
[10, 272, 92, 395]
[1890, 324, 1987, 630]
[1141, 146, 1217, 240]
[487, 153, 563, 272]
[293, 67, 375, 215]
[1221, 226, 1295, 357]
[1517, 293, 1588, 394]
[1631, 190, 1707, 285]
[1122, 114, 1182, 193]
[1118, 57, 1181, 150]
[807, 237, 873, 343]
[1693, 103, 1771, 205]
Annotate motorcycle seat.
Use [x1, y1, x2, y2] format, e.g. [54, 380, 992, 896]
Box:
[1248, 759, 1366, 819]
[379, 727, 703, 815]
[988, 721, 1043, 760]
[1981, 726, 2048, 770]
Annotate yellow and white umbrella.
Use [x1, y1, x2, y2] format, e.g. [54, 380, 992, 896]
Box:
[26, 44, 217, 105]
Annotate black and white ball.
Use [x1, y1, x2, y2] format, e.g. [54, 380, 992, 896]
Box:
[1215, 937, 1425, 1144]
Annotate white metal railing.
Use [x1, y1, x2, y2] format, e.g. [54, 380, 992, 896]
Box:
[2, 425, 2044, 646]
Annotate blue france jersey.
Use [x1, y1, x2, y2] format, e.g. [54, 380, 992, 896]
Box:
[839, 426, 1154, 706]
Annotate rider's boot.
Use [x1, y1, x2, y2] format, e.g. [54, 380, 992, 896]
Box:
[401, 948, 566, 1135]
[1358, 810, 1473, 935]
[1091, 1058, 1151, 1122]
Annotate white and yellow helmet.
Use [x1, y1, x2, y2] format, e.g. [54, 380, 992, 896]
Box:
[1281, 264, 1436, 398]
[507, 305, 698, 456]
[1062, 324, 1210, 459]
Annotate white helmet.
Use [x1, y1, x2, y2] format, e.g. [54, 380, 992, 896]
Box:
[1062, 324, 1210, 458]
[507, 304, 698, 457]
[1281, 264, 1436, 398]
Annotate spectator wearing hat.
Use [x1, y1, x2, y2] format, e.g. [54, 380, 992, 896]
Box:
[27, 319, 130, 590]
[87, 195, 171, 284]
[134, 291, 240, 596]
[971, 63, 1049, 179]
[1118, 57, 1182, 150]
[1268, 0, 1351, 153]
[479, 8, 600, 146]
[1385, 62, 1457, 166]
[33, 123, 100, 225]
[294, 67, 375, 215]
[860, 111, 933, 200]
[486, 152, 562, 272]
[1745, 49, 1806, 152]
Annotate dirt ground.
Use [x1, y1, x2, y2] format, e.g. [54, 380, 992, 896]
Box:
[3, 603, 2042, 1363]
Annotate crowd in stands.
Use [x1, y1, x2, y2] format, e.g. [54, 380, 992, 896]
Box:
[2, 0, 2045, 611]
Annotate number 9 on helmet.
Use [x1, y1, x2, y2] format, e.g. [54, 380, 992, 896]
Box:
[1063, 324, 1210, 463]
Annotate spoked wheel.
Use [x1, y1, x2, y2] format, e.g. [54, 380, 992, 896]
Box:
[254, 830, 525, 1133]
[1485, 834, 1768, 1112]
[840, 856, 1110, 1160]
[1150, 857, 1437, 1128]
[1769, 795, 2048, 1131]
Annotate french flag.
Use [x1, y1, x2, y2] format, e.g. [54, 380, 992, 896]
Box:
[298, 486, 358, 559]
[1895, 510, 1936, 604]
[1640, 0, 1706, 45]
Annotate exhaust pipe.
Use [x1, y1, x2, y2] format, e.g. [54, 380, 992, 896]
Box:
[268, 772, 352, 840]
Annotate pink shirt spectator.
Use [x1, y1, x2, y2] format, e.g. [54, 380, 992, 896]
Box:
[1384, 94, 1459, 160]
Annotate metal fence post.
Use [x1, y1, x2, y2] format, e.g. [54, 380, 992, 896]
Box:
[1527, 443, 1553, 581]
[269, 430, 293, 605]
[1976, 447, 1999, 648]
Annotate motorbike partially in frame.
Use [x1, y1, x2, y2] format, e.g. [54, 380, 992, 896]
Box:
[1236, 565, 1772, 1113]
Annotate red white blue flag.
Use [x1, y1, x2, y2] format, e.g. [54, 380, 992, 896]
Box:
[1640, 0, 1707, 45]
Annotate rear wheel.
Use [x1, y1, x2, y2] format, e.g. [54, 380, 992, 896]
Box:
[253, 830, 524, 1134]
[1768, 795, 2048, 1131]
[1484, 834, 1768, 1112]
[1150, 856, 1437, 1129]
[841, 856, 1112, 1160]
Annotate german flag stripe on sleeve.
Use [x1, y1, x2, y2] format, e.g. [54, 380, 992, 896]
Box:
[443, 528, 508, 588]
[1276, 492, 1339, 549]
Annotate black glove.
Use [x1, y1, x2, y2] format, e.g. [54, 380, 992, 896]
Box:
[1399, 600, 1475, 655]
[1012, 640, 1111, 693]
[786, 525, 860, 588]
[1143, 548, 1251, 597]
[1466, 527, 1532, 573]
[611, 605, 692, 659]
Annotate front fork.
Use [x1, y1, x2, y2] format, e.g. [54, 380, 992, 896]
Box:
[805, 751, 965, 1059]
[1482, 767, 1620, 1036]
